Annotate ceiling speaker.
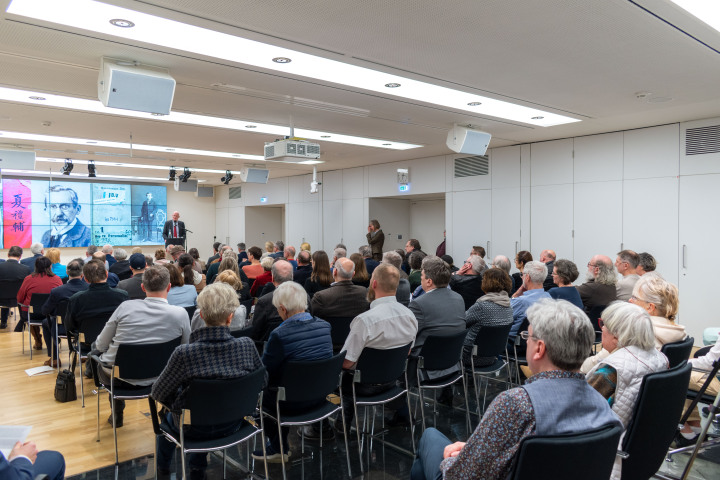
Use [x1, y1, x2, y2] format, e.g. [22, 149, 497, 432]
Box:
[0, 149, 36, 170]
[446, 125, 491, 155]
[174, 178, 198, 192]
[240, 168, 270, 184]
[98, 58, 176, 115]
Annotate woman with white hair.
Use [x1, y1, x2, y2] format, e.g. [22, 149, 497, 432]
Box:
[629, 272, 686, 349]
[586, 301, 668, 480]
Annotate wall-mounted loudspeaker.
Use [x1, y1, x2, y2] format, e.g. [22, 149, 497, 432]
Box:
[0, 149, 36, 170]
[446, 125, 492, 155]
[98, 58, 176, 115]
[240, 168, 270, 184]
[174, 178, 198, 192]
[195, 186, 214, 198]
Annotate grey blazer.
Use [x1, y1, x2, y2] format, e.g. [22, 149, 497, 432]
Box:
[408, 287, 466, 355]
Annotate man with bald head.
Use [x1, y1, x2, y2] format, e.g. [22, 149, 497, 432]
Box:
[539, 249, 557, 291]
[576, 255, 617, 315]
[312, 257, 370, 320]
[162, 211, 186, 247]
[249, 260, 311, 341]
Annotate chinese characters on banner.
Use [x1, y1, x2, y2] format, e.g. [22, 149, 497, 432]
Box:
[3, 179, 32, 248]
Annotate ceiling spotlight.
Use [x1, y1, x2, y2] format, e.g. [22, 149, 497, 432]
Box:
[179, 167, 192, 183]
[385, 83, 401, 88]
[245, 125, 257, 128]
[168, 167, 176, 181]
[467, 101, 482, 106]
[29, 96, 46, 101]
[272, 57, 292, 63]
[61, 158, 73, 175]
[87, 160, 97, 178]
[221, 170, 233, 185]
[109, 18, 135, 28]
[531, 116, 544, 120]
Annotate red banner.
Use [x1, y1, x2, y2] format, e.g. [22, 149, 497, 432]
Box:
[3, 179, 32, 248]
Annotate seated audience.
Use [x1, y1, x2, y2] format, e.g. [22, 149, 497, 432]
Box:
[539, 249, 557, 291]
[262, 240, 274, 259]
[21, 242, 44, 270]
[509, 261, 551, 341]
[188, 247, 204, 274]
[293, 250, 313, 286]
[1, 440, 65, 480]
[154, 248, 169, 265]
[680, 333, 720, 444]
[548, 259, 583, 309]
[300, 242, 311, 253]
[636, 252, 656, 275]
[403, 239, 425, 274]
[93, 265, 191, 426]
[462, 268, 513, 366]
[586, 301, 668, 479]
[242, 246, 264, 280]
[165, 264, 197, 308]
[252, 281, 332, 463]
[576, 255, 617, 317]
[152, 282, 263, 479]
[311, 257, 369, 321]
[206, 241, 222, 267]
[615, 249, 640, 301]
[145, 255, 154, 267]
[45, 248, 67, 280]
[191, 270, 248, 331]
[270, 240, 285, 259]
[511, 250, 532, 296]
[304, 250, 333, 298]
[131, 247, 143, 255]
[382, 251, 411, 306]
[284, 245, 297, 270]
[102, 245, 116, 267]
[491, 255, 511, 279]
[0, 246, 31, 329]
[350, 253, 371, 288]
[206, 247, 232, 284]
[360, 245, 380, 276]
[117, 253, 147, 300]
[108, 248, 132, 281]
[15, 257, 63, 347]
[441, 254, 459, 273]
[629, 272, 685, 349]
[408, 251, 426, 292]
[40, 258, 88, 366]
[91, 252, 120, 288]
[251, 260, 309, 341]
[237, 242, 249, 263]
[449, 255, 486, 310]
[395, 249, 409, 279]
[178, 253, 205, 293]
[250, 257, 274, 297]
[411, 299, 621, 480]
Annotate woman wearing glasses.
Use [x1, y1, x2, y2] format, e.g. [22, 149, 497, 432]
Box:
[628, 272, 686, 349]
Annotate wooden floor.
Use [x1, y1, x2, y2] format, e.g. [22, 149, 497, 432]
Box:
[0, 310, 155, 476]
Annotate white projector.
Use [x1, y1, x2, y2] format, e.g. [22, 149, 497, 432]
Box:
[264, 139, 321, 163]
[446, 125, 491, 156]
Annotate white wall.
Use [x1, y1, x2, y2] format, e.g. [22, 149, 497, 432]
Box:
[244, 206, 284, 250]
[409, 199, 445, 255]
[369, 198, 411, 252]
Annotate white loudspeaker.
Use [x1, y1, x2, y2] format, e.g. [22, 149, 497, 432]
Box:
[446, 125, 491, 155]
[98, 58, 176, 115]
[240, 168, 270, 184]
[174, 178, 198, 192]
[0, 149, 36, 170]
[195, 186, 214, 198]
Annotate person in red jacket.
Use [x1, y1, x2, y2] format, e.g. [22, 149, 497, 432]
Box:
[16, 256, 62, 348]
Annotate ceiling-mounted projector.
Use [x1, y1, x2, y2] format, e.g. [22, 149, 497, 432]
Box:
[446, 125, 491, 155]
[264, 138, 321, 163]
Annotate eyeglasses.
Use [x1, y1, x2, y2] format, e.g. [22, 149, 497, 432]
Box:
[587, 262, 598, 268]
[629, 295, 648, 304]
[519, 331, 538, 341]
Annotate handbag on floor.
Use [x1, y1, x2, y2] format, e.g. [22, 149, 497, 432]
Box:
[54, 368, 77, 402]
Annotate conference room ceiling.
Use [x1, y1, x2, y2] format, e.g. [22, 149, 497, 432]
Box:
[0, 0, 719, 185]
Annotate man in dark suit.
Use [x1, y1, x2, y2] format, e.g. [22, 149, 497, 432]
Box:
[540, 249, 557, 291]
[40, 258, 88, 366]
[312, 257, 369, 320]
[162, 211, 186, 247]
[269, 240, 285, 259]
[116, 253, 147, 300]
[366, 219, 384, 261]
[108, 248, 132, 281]
[140, 191, 157, 241]
[0, 246, 31, 328]
[409, 255, 466, 356]
[20, 243, 44, 271]
[381, 251, 411, 306]
[293, 250, 313, 286]
[449, 255, 486, 310]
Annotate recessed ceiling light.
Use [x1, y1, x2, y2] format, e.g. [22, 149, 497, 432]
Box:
[320, 135, 331, 138]
[166, 148, 175, 151]
[151, 113, 165, 116]
[6, 0, 579, 127]
[532, 116, 544, 120]
[273, 57, 291, 64]
[245, 125, 257, 128]
[383, 143, 392, 146]
[29, 96, 45, 100]
[109, 18, 134, 28]
[467, 102, 482, 106]
[385, 83, 401, 88]
[86, 141, 97, 144]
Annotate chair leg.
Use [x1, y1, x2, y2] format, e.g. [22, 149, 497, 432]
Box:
[222, 449, 226, 479]
[340, 401, 351, 478]
[96, 387, 101, 442]
[180, 446, 187, 480]
[461, 376, 471, 434]
[419, 386, 427, 431]
[259, 411, 269, 479]
[406, 392, 416, 454]
[81, 365, 85, 408]
[112, 395, 119, 464]
[353, 400, 363, 473]
[278, 418, 287, 480]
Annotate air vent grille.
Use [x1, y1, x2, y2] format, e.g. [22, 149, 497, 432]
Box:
[229, 186, 242, 199]
[454, 155, 489, 177]
[686, 125, 720, 156]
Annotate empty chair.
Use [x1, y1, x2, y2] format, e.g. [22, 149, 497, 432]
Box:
[0, 277, 24, 327]
[661, 336, 694, 368]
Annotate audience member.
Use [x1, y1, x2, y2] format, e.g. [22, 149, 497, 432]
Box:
[304, 250, 333, 298]
[471, 246, 486, 259]
[145, 255, 154, 267]
[164, 264, 197, 308]
[681, 332, 720, 444]
[293, 250, 313, 286]
[547, 259, 583, 309]
[349, 253, 370, 288]
[403, 239, 424, 274]
[250, 257, 274, 297]
[441, 254, 459, 273]
[93, 265, 190, 426]
[21, 242, 44, 270]
[491, 255, 511, 278]
[270, 240, 285, 259]
[44, 248, 67, 280]
[615, 250, 640, 301]
[206, 247, 232, 284]
[576, 255, 617, 317]
[312, 257, 370, 320]
[84, 245, 98, 264]
[636, 252, 656, 275]
[252, 281, 332, 462]
[152, 281, 263, 479]
[154, 248, 169, 265]
[511, 250, 533, 296]
[207, 241, 222, 266]
[187, 247, 204, 273]
[359, 245, 380, 276]
[191, 270, 248, 332]
[449, 255, 485, 310]
[169, 245, 185, 264]
[411, 299, 621, 480]
[15, 257, 63, 346]
[462, 268, 513, 366]
[586, 302, 668, 480]
[0, 246, 30, 328]
[178, 253, 206, 293]
[262, 241, 274, 259]
[509, 261, 551, 341]
[382, 251, 411, 306]
[117, 253, 147, 300]
[408, 251, 426, 292]
[131, 247, 143, 255]
[91, 252, 120, 287]
[242, 246, 264, 280]
[539, 249, 557, 291]
[284, 245, 297, 270]
[102, 244, 116, 267]
[436, 230, 446, 257]
[300, 242, 311, 253]
[109, 248, 132, 281]
[629, 273, 685, 349]
[251, 260, 308, 341]
[237, 242, 249, 262]
[0, 440, 65, 480]
[366, 219, 385, 261]
[40, 258, 87, 366]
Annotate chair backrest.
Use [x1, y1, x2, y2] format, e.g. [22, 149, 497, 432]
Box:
[508, 424, 623, 480]
[586, 305, 606, 331]
[184, 305, 196, 320]
[78, 314, 112, 346]
[325, 316, 355, 346]
[355, 343, 412, 384]
[661, 336, 694, 368]
[278, 351, 346, 403]
[185, 367, 267, 426]
[28, 293, 51, 319]
[694, 345, 712, 358]
[620, 361, 692, 480]
[0, 278, 24, 302]
[114, 336, 183, 379]
[231, 325, 254, 338]
[418, 330, 467, 371]
[55, 298, 69, 322]
[473, 322, 513, 358]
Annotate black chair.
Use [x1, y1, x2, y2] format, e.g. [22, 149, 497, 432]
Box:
[89, 336, 182, 463]
[586, 304, 606, 351]
[69, 314, 113, 407]
[52, 299, 70, 368]
[260, 351, 350, 480]
[507, 424, 623, 480]
[415, 330, 471, 432]
[618, 361, 692, 480]
[184, 305, 196, 320]
[0, 278, 24, 324]
[24, 293, 51, 359]
[149, 367, 268, 480]
[469, 322, 513, 416]
[350, 343, 415, 472]
[325, 316, 354, 351]
[661, 336, 694, 368]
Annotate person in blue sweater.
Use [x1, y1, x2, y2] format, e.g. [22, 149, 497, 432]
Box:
[547, 259, 584, 310]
